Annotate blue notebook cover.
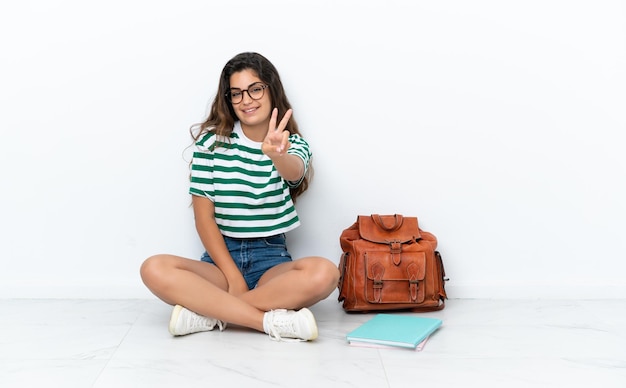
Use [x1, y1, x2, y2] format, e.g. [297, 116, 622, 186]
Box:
[346, 314, 442, 349]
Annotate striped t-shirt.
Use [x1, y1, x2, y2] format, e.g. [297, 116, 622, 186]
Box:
[189, 121, 312, 238]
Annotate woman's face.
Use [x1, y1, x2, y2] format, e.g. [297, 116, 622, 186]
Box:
[228, 69, 272, 133]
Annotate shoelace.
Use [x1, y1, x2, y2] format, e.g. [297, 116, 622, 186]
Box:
[215, 320, 226, 331]
[266, 310, 304, 342]
[184, 310, 226, 332]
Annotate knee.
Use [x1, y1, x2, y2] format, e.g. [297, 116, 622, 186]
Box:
[307, 257, 340, 293]
[140, 254, 170, 287]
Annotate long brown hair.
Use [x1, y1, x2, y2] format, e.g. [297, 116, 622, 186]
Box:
[190, 52, 312, 202]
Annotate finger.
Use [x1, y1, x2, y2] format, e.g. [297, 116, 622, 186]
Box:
[269, 107, 278, 131]
[276, 108, 293, 132]
[276, 131, 290, 154]
[281, 130, 290, 148]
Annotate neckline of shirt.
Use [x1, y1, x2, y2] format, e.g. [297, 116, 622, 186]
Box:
[233, 121, 263, 147]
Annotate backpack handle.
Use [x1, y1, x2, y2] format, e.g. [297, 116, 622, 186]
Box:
[371, 214, 403, 232]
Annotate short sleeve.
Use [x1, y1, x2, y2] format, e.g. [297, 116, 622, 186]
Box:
[189, 134, 215, 200]
[286, 134, 312, 188]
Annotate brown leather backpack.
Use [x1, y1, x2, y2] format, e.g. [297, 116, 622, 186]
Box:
[337, 214, 448, 312]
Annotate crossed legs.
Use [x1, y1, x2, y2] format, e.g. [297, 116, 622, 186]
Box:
[140, 254, 340, 333]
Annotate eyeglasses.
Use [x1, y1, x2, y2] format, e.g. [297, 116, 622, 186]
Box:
[225, 82, 269, 104]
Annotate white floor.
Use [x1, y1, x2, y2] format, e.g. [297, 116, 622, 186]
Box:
[1, 295, 624, 388]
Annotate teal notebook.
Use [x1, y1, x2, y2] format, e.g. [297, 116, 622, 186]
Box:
[346, 314, 442, 349]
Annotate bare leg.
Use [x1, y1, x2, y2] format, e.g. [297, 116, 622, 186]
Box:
[240, 256, 340, 311]
[140, 254, 340, 333]
[140, 254, 265, 331]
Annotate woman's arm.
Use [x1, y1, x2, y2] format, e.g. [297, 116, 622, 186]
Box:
[270, 153, 305, 182]
[192, 195, 249, 296]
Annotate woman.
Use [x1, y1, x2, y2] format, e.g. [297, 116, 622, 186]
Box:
[140, 52, 339, 341]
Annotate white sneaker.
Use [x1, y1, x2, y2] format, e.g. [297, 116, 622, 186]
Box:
[168, 305, 226, 336]
[263, 308, 318, 341]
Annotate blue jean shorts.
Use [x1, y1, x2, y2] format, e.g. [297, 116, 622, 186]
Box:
[200, 233, 293, 289]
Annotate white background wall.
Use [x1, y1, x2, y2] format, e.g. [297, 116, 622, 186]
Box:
[1, 1, 624, 299]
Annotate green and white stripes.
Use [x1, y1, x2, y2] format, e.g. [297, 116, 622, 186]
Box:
[189, 122, 311, 238]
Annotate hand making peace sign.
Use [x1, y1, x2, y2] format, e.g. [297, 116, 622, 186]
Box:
[262, 108, 293, 157]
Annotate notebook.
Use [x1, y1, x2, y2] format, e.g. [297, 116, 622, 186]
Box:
[348, 335, 430, 351]
[346, 314, 442, 349]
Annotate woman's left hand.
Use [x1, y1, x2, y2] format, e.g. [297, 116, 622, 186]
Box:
[262, 108, 292, 157]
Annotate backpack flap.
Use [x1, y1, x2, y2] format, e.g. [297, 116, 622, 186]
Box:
[357, 214, 421, 244]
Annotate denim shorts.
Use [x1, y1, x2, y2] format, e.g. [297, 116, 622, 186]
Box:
[200, 233, 293, 290]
